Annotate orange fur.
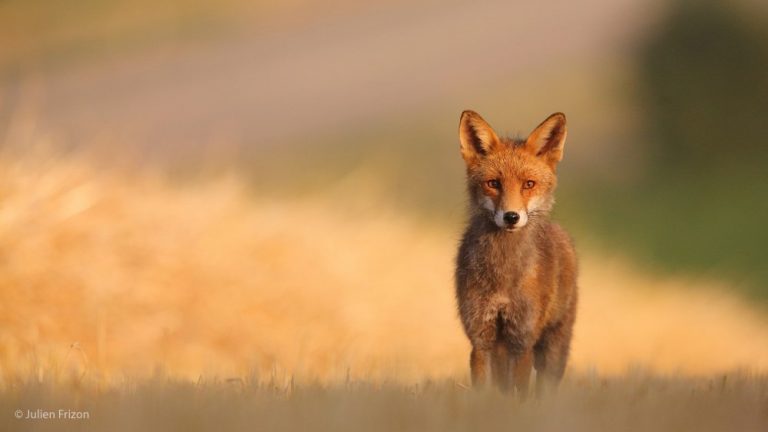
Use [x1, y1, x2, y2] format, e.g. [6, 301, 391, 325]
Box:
[455, 110, 578, 398]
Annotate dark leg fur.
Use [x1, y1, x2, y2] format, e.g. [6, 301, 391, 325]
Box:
[533, 319, 573, 397]
[491, 342, 510, 392]
[512, 350, 533, 400]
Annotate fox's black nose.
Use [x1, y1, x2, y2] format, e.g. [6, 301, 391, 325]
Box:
[503, 211, 520, 226]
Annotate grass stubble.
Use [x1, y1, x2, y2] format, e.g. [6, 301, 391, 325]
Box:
[1, 373, 767, 432]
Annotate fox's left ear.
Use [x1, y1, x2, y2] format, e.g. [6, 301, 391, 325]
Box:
[459, 110, 502, 165]
[525, 112, 567, 169]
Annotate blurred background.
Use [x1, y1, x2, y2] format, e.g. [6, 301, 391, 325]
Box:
[1, 0, 767, 382]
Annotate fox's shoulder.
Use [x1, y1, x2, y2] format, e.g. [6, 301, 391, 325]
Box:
[543, 220, 577, 262]
[545, 220, 572, 241]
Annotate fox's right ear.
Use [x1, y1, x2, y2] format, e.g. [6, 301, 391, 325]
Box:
[525, 112, 567, 169]
[459, 110, 502, 165]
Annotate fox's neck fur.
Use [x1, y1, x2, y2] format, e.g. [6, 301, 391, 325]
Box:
[465, 209, 549, 291]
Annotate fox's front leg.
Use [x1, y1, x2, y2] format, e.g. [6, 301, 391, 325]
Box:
[470, 346, 491, 387]
[534, 319, 574, 397]
[512, 349, 533, 400]
[491, 342, 511, 392]
[467, 317, 499, 388]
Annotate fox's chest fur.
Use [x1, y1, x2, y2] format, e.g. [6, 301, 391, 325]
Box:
[455, 216, 572, 353]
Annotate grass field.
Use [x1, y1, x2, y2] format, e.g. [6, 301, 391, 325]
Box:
[1, 145, 767, 430]
[1, 373, 767, 432]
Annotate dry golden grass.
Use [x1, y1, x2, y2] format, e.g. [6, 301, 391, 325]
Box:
[1, 146, 767, 431]
[1, 146, 768, 386]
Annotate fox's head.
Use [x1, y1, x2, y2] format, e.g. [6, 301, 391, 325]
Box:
[458, 110, 567, 232]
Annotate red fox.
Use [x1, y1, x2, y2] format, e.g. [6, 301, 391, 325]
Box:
[455, 110, 578, 398]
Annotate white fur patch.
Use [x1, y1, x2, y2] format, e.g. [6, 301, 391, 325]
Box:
[480, 196, 495, 213]
[515, 210, 528, 228]
[494, 210, 506, 228]
[527, 195, 545, 213]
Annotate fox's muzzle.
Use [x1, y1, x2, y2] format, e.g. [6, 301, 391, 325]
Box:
[492, 207, 528, 231]
[503, 211, 520, 225]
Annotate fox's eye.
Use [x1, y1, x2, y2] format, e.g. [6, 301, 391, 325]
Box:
[523, 180, 536, 189]
[486, 179, 501, 189]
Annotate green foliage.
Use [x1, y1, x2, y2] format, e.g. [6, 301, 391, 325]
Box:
[640, 0, 768, 172]
[559, 172, 768, 300]
[579, 0, 768, 298]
